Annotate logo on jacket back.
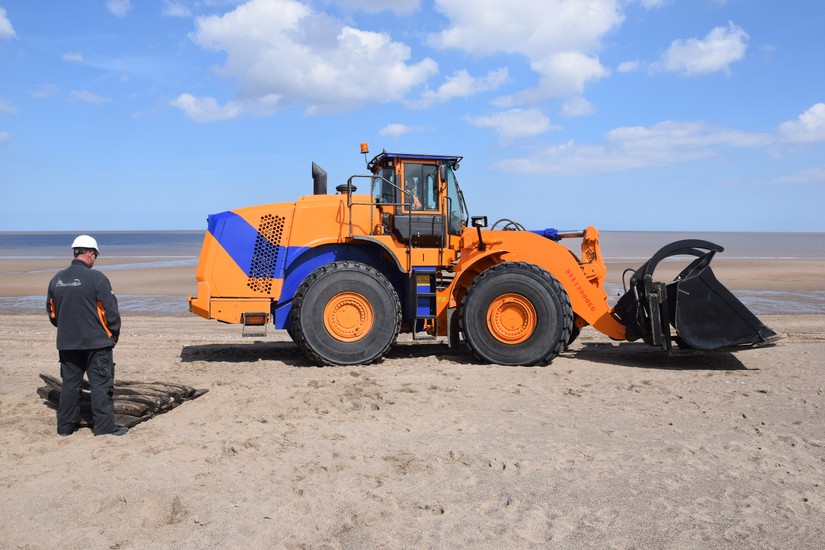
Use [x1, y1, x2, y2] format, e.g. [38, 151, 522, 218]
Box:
[55, 278, 81, 287]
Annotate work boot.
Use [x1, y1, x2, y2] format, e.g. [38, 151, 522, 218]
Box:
[95, 427, 129, 436]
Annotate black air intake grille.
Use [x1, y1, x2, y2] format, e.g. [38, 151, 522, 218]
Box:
[247, 214, 285, 294]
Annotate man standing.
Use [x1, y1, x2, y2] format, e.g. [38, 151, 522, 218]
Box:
[47, 235, 127, 436]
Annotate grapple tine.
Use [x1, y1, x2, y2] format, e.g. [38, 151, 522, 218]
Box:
[614, 240, 778, 352]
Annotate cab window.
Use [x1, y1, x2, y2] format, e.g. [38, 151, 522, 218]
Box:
[372, 167, 396, 204]
[403, 163, 438, 211]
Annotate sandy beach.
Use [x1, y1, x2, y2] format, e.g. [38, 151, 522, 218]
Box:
[1, 256, 824, 548]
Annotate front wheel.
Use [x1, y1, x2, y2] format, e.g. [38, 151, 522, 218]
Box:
[461, 262, 573, 365]
[290, 261, 401, 365]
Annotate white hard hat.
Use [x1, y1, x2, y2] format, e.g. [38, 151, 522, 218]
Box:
[71, 235, 100, 254]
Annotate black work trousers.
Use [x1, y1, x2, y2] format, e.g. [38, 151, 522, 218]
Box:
[57, 347, 117, 436]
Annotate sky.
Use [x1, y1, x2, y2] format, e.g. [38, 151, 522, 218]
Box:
[1, 0, 824, 232]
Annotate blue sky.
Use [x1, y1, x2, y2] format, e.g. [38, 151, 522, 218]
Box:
[1, 0, 824, 232]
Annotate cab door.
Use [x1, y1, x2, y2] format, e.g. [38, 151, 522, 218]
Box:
[392, 162, 446, 248]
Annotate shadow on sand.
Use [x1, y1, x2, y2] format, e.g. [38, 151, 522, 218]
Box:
[179, 339, 479, 366]
[180, 338, 751, 370]
[565, 341, 751, 371]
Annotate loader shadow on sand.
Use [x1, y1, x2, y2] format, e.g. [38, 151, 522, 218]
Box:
[179, 340, 477, 366]
[566, 342, 750, 371]
[178, 339, 748, 369]
[180, 341, 307, 365]
[384, 341, 478, 364]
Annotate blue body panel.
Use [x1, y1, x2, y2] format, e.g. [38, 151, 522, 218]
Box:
[208, 211, 288, 279]
[207, 211, 421, 331]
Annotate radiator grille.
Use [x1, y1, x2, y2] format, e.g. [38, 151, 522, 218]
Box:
[247, 214, 285, 294]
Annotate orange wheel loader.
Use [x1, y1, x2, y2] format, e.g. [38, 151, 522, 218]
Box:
[188, 144, 777, 366]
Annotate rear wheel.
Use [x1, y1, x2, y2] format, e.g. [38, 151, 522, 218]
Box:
[290, 261, 401, 365]
[461, 262, 573, 365]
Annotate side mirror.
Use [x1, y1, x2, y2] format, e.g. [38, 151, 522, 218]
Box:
[471, 216, 487, 251]
[439, 163, 448, 183]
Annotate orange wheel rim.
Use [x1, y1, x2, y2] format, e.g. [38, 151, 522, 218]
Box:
[324, 292, 374, 342]
[487, 293, 536, 344]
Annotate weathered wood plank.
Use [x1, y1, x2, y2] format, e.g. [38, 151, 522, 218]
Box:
[36, 373, 208, 429]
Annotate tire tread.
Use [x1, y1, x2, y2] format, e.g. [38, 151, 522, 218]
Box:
[461, 262, 573, 365]
[291, 261, 401, 366]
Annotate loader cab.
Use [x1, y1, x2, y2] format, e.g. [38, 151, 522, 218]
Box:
[368, 152, 467, 247]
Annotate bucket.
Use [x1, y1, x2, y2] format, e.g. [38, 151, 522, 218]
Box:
[614, 240, 778, 352]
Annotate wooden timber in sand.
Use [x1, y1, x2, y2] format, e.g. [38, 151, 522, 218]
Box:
[37, 373, 208, 429]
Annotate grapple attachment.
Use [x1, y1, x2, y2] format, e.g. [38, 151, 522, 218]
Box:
[614, 240, 778, 352]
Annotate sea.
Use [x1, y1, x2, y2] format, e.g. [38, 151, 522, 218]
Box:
[0, 231, 204, 316]
[1, 230, 823, 316]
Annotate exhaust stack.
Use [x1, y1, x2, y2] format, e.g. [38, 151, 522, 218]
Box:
[312, 162, 327, 195]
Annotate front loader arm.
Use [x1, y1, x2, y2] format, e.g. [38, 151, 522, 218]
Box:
[452, 226, 627, 340]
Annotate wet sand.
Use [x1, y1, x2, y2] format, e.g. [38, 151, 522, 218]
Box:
[0, 257, 198, 298]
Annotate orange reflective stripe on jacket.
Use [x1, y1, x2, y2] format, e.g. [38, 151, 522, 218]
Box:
[96, 300, 113, 338]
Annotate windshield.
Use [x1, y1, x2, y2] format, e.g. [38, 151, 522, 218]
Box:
[446, 165, 467, 235]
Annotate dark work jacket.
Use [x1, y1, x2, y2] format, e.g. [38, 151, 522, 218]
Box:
[47, 259, 121, 350]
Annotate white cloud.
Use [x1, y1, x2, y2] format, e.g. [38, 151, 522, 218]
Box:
[654, 22, 748, 76]
[525, 51, 610, 100]
[161, 1, 192, 18]
[0, 6, 17, 39]
[408, 68, 508, 108]
[70, 90, 110, 104]
[170, 93, 245, 123]
[106, 0, 132, 18]
[431, 0, 620, 56]
[772, 166, 825, 186]
[493, 120, 772, 176]
[177, 0, 437, 120]
[606, 120, 769, 149]
[380, 123, 424, 137]
[0, 7, 15, 39]
[430, 0, 622, 102]
[335, 0, 420, 15]
[778, 103, 825, 143]
[30, 84, 59, 99]
[560, 96, 595, 118]
[466, 108, 559, 144]
[0, 97, 15, 113]
[62, 52, 83, 62]
[0, 130, 9, 142]
[639, 0, 668, 8]
[617, 60, 639, 73]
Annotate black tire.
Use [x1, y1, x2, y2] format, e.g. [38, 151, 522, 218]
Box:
[461, 262, 573, 366]
[565, 326, 582, 350]
[290, 261, 401, 366]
